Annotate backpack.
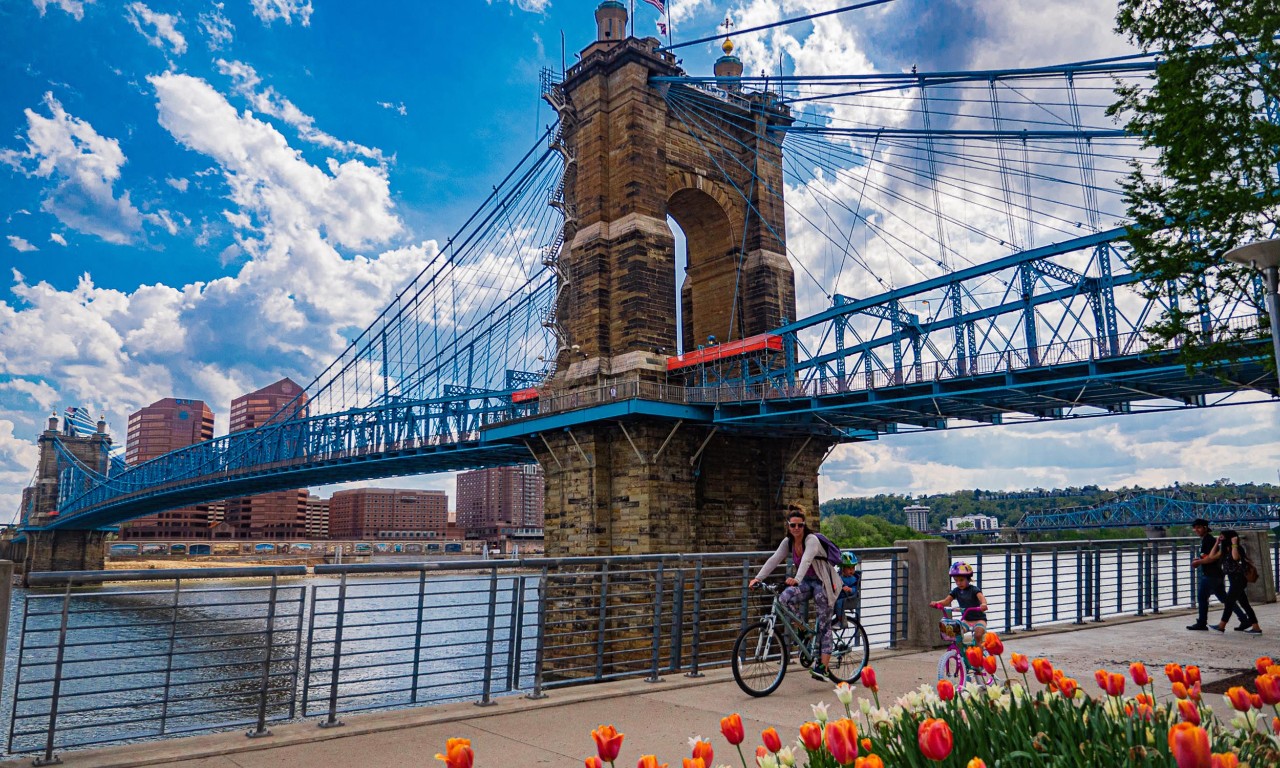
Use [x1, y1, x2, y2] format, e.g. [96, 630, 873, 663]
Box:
[812, 532, 843, 567]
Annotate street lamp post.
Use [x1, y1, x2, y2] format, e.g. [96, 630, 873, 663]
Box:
[1224, 239, 1280, 390]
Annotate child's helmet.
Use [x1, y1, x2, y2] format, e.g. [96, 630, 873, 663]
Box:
[949, 561, 974, 577]
[840, 551, 859, 569]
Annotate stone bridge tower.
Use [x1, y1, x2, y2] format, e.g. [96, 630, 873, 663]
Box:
[532, 3, 833, 556]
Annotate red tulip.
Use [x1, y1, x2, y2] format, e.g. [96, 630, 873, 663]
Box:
[937, 679, 955, 701]
[1032, 658, 1053, 685]
[587, 759, 604, 768]
[1273, 716, 1280, 735]
[1185, 666, 1201, 687]
[1136, 693, 1154, 707]
[917, 718, 953, 761]
[1010, 653, 1029, 673]
[854, 756, 884, 768]
[691, 739, 713, 765]
[799, 722, 823, 751]
[755, 746, 768, 766]
[1106, 672, 1126, 697]
[1210, 754, 1239, 768]
[982, 632, 1003, 656]
[1130, 662, 1150, 687]
[1177, 700, 1200, 726]
[1165, 663, 1186, 685]
[681, 760, 704, 768]
[1094, 669, 1109, 690]
[762, 728, 782, 754]
[1167, 722, 1211, 768]
[636, 757, 667, 768]
[966, 760, 987, 768]
[982, 655, 997, 674]
[435, 738, 474, 768]
[1250, 693, 1263, 710]
[965, 646, 984, 669]
[1058, 677, 1079, 699]
[862, 666, 878, 693]
[1189, 682, 1202, 702]
[825, 718, 859, 765]
[1226, 687, 1252, 712]
[860, 738, 872, 753]
[1256, 657, 1274, 676]
[1256, 674, 1280, 706]
[720, 714, 745, 746]
[593, 725, 625, 763]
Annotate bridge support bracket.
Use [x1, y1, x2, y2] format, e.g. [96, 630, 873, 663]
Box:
[616, 421, 648, 465]
[652, 420, 683, 464]
[688, 426, 718, 467]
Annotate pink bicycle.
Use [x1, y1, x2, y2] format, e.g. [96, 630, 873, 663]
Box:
[935, 605, 998, 687]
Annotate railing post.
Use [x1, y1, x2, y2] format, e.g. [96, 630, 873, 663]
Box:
[1151, 542, 1161, 613]
[596, 563, 610, 682]
[1023, 549, 1033, 630]
[34, 584, 72, 767]
[895, 540, 947, 649]
[889, 552, 900, 649]
[740, 560, 751, 627]
[319, 573, 347, 728]
[1136, 547, 1145, 616]
[477, 566, 500, 706]
[1050, 547, 1059, 623]
[246, 574, 279, 738]
[686, 560, 704, 678]
[526, 566, 549, 700]
[668, 569, 684, 673]
[158, 578, 181, 735]
[0, 560, 11, 694]
[1171, 542, 1180, 606]
[1115, 545, 1123, 615]
[1003, 550, 1014, 634]
[410, 570, 427, 704]
[1074, 546, 1084, 625]
[508, 575, 526, 691]
[1093, 548, 1103, 622]
[645, 563, 664, 683]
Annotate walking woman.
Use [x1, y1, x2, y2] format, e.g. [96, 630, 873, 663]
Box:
[1213, 530, 1263, 635]
[748, 504, 841, 681]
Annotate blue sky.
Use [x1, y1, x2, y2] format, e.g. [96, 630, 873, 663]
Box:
[1, 0, 1277, 521]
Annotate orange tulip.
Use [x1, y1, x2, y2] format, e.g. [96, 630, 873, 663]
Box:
[1167, 722, 1211, 768]
[1185, 666, 1201, 687]
[799, 722, 824, 751]
[1032, 658, 1053, 685]
[1226, 687, 1252, 712]
[588, 759, 604, 768]
[1058, 677, 1078, 699]
[1130, 662, 1150, 687]
[1094, 669, 1109, 690]
[1189, 682, 1202, 702]
[720, 714, 745, 746]
[593, 726, 625, 763]
[1105, 672, 1126, 697]
[636, 757, 667, 768]
[682, 760, 704, 768]
[1210, 754, 1239, 768]
[982, 632, 1003, 656]
[966, 760, 987, 768]
[1011, 653, 1029, 673]
[1256, 674, 1280, 706]
[435, 738, 474, 768]
[965, 646, 984, 669]
[937, 679, 955, 701]
[862, 666, 878, 693]
[691, 739, 713, 765]
[982, 655, 997, 675]
[1136, 693, 1154, 707]
[861, 738, 872, 753]
[1250, 693, 1263, 710]
[825, 718, 859, 765]
[762, 728, 782, 754]
[1256, 657, 1274, 676]
[1273, 716, 1280, 735]
[917, 718, 953, 761]
[854, 756, 884, 768]
[1171, 682, 1189, 700]
[755, 746, 768, 766]
[1177, 700, 1200, 726]
[1165, 663, 1186, 685]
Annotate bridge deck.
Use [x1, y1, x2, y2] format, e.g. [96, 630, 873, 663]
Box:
[11, 601, 1274, 768]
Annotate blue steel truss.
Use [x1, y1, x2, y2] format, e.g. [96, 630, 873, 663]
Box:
[1017, 494, 1280, 530]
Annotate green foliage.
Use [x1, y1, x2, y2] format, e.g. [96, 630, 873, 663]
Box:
[1110, 0, 1280, 369]
[820, 514, 933, 549]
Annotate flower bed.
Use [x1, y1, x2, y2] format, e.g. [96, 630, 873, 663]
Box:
[433, 644, 1280, 768]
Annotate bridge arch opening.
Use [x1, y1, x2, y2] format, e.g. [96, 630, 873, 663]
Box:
[667, 186, 741, 353]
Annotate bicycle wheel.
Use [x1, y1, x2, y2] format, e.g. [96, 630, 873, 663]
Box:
[828, 612, 870, 684]
[732, 621, 789, 697]
[937, 649, 966, 687]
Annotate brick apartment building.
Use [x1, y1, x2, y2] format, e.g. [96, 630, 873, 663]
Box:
[327, 488, 449, 539]
[121, 398, 215, 539]
[223, 378, 309, 539]
[455, 465, 544, 542]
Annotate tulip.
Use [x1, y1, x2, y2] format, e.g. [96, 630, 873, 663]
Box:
[937, 679, 955, 701]
[1011, 653, 1029, 673]
[682, 761, 704, 768]
[825, 718, 859, 766]
[835, 682, 855, 707]
[860, 738, 872, 753]
[1273, 716, 1280, 735]
[720, 714, 745, 746]
[1189, 682, 1202, 702]
[1057, 677, 1078, 699]
[982, 632, 1003, 656]
[917, 718, 953, 761]
[689, 738, 713, 765]
[965, 646, 985, 669]
[1106, 672, 1126, 697]
[982, 655, 997, 675]
[1177, 700, 1200, 726]
[637, 757, 667, 768]
[1256, 674, 1280, 706]
[776, 747, 796, 768]
[1094, 669, 1109, 690]
[1256, 657, 1274, 676]
[1171, 682, 1189, 700]
[1185, 666, 1201, 687]
[1250, 693, 1263, 711]
[1134, 703, 1155, 722]
[588, 759, 604, 768]
[799, 722, 823, 752]
[762, 728, 782, 754]
[1210, 754, 1239, 768]
[593, 726, 625, 764]
[854, 756, 884, 768]
[1136, 693, 1154, 707]
[812, 702, 830, 725]
[862, 667, 878, 693]
[1165, 663, 1186, 686]
[756, 746, 769, 767]
[1032, 658, 1053, 685]
[1130, 661, 1150, 687]
[435, 738, 474, 768]
[1167, 722, 1210, 768]
[1225, 687, 1252, 712]
[967, 760, 988, 768]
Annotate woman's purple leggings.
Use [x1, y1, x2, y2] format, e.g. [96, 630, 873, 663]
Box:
[781, 580, 832, 656]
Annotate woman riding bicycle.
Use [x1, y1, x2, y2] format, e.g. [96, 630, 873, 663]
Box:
[748, 504, 841, 681]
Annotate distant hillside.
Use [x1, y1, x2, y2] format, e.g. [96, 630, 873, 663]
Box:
[820, 480, 1280, 532]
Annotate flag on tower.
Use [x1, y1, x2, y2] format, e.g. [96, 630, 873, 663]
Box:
[643, 0, 665, 12]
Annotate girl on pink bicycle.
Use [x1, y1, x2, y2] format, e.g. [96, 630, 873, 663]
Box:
[931, 561, 989, 642]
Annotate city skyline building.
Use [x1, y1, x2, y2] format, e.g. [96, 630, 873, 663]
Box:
[455, 465, 544, 542]
[327, 488, 449, 539]
[223, 378, 309, 539]
[121, 398, 215, 539]
[305, 494, 330, 540]
[904, 504, 931, 533]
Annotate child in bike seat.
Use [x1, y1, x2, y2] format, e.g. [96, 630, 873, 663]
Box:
[931, 561, 988, 643]
[833, 551, 860, 623]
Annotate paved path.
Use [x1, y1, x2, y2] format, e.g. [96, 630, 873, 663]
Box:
[4, 602, 1276, 768]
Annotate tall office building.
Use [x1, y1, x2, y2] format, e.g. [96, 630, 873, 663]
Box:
[455, 465, 544, 539]
[904, 504, 931, 533]
[223, 378, 309, 539]
[305, 494, 330, 539]
[122, 398, 216, 539]
[328, 488, 449, 539]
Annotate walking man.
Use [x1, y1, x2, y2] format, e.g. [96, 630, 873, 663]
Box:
[1187, 518, 1248, 631]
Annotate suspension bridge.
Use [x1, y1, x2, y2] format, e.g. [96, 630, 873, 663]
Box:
[20, 3, 1276, 570]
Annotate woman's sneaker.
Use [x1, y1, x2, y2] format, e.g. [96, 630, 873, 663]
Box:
[1244, 627, 1263, 635]
[810, 662, 833, 682]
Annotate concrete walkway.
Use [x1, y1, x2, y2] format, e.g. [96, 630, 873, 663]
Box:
[4, 602, 1276, 768]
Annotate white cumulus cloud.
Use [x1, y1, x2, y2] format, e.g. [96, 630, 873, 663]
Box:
[199, 3, 234, 50]
[48, 232, 66, 246]
[125, 2, 186, 55]
[32, 0, 92, 20]
[251, 0, 312, 26]
[7, 236, 37, 253]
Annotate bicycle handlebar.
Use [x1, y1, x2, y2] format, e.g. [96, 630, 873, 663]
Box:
[933, 604, 986, 619]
